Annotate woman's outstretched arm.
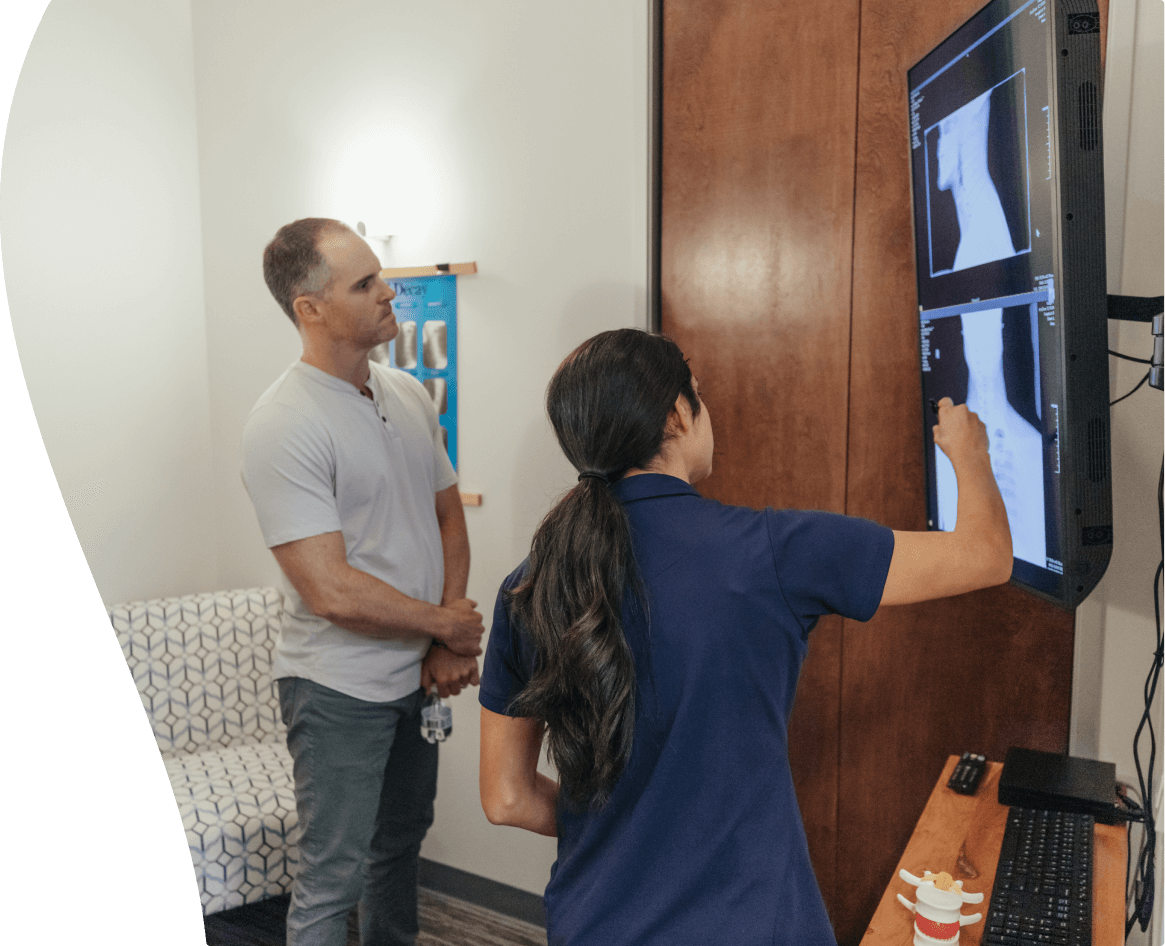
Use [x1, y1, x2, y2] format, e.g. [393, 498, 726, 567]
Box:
[880, 397, 1013, 606]
[480, 707, 559, 837]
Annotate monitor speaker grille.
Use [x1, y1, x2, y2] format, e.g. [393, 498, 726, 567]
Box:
[1087, 417, 1109, 483]
[1079, 82, 1099, 150]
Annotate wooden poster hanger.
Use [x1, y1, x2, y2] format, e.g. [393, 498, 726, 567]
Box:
[379, 261, 478, 278]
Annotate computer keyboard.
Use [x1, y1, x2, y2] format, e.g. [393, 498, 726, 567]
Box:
[982, 807, 1093, 946]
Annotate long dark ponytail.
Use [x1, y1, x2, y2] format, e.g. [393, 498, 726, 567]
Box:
[508, 329, 700, 811]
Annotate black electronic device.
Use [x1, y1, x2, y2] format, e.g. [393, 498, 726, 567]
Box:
[949, 751, 988, 795]
[1155, 313, 1163, 390]
[907, 0, 1112, 609]
[982, 806, 1094, 946]
[998, 746, 1117, 823]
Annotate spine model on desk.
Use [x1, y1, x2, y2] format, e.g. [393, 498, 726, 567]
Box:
[897, 869, 984, 946]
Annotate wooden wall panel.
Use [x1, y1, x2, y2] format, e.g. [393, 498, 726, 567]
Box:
[833, 0, 1106, 941]
[660, 0, 860, 512]
[661, 2, 1107, 943]
[660, 0, 861, 916]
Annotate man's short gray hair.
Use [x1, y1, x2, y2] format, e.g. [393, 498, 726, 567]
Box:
[262, 218, 348, 326]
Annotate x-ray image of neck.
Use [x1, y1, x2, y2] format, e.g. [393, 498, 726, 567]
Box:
[937, 90, 1017, 272]
[935, 309, 1046, 568]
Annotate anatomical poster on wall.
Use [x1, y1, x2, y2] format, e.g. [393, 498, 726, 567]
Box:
[369, 274, 459, 469]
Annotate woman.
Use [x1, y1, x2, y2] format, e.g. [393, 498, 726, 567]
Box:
[478, 329, 1010, 946]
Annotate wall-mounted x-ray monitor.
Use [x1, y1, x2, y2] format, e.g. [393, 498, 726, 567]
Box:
[908, 0, 1111, 609]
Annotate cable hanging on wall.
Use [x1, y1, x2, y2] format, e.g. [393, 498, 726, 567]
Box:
[1108, 295, 1164, 936]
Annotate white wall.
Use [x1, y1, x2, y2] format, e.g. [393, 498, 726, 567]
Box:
[1, 0, 648, 915]
[187, 0, 649, 893]
[1, 0, 1159, 933]
[1073, 1, 1164, 942]
[1, 0, 220, 932]
[0, 0, 218, 606]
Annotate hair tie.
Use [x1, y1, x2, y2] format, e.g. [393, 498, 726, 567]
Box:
[577, 470, 609, 485]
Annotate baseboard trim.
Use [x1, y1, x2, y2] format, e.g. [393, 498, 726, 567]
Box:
[418, 858, 545, 928]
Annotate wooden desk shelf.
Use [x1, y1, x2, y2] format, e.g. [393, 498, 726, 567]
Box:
[861, 756, 1127, 946]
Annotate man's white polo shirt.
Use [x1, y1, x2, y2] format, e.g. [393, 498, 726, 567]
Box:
[241, 360, 458, 703]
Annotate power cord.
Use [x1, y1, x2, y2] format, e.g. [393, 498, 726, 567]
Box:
[1105, 337, 1162, 938]
[1111, 370, 1151, 408]
[1108, 321, 1155, 405]
[1109, 349, 1152, 366]
[1124, 458, 1162, 938]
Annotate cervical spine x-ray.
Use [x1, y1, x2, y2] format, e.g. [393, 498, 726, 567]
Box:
[925, 71, 1031, 277]
[910, 0, 1061, 583]
[926, 77, 1044, 566]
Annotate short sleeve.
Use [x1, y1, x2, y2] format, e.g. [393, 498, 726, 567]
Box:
[430, 416, 458, 493]
[479, 562, 539, 716]
[766, 510, 894, 624]
[240, 402, 342, 548]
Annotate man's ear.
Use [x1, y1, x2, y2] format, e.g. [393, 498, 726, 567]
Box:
[293, 294, 322, 326]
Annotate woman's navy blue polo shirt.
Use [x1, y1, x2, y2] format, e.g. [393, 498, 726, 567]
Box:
[480, 473, 894, 946]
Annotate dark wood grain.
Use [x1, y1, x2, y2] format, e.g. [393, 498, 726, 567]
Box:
[660, 0, 862, 915]
[659, 1, 1109, 942]
[835, 0, 1107, 937]
[660, 0, 860, 515]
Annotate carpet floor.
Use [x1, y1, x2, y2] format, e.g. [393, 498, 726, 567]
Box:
[203, 890, 548, 946]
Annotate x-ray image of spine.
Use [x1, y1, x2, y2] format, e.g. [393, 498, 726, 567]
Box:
[937, 90, 1017, 272]
[935, 309, 1046, 567]
[422, 321, 449, 370]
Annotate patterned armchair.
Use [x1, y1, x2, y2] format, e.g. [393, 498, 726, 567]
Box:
[110, 586, 297, 915]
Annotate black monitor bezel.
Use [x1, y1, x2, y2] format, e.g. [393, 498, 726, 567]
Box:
[905, 0, 1112, 610]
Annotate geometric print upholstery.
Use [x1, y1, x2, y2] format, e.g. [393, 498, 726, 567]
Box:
[165, 742, 298, 914]
[110, 586, 286, 757]
[110, 587, 298, 915]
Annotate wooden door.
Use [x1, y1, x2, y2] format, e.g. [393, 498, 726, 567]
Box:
[659, 1, 1099, 941]
[836, 0, 1098, 935]
[659, 0, 863, 913]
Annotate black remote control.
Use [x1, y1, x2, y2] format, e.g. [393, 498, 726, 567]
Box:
[948, 752, 987, 795]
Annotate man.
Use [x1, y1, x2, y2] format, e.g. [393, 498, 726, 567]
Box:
[241, 218, 483, 946]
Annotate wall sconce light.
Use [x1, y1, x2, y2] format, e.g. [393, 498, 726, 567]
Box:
[355, 220, 392, 241]
[355, 220, 394, 266]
